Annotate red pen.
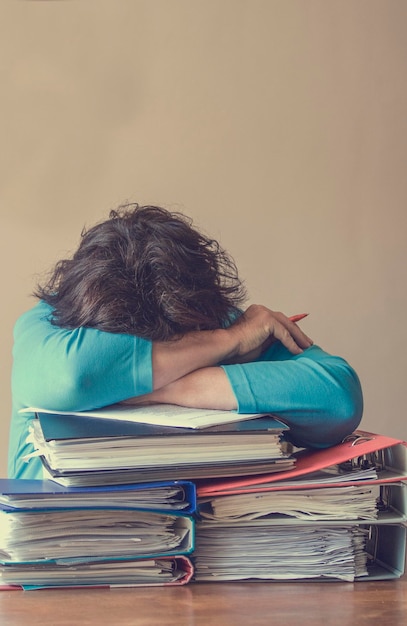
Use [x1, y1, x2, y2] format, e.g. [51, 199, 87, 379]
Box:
[289, 313, 309, 323]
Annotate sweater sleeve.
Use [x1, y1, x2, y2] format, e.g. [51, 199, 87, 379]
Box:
[221, 343, 363, 449]
[12, 301, 153, 410]
[9, 301, 153, 479]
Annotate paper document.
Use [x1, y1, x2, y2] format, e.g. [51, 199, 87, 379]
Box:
[22, 403, 269, 429]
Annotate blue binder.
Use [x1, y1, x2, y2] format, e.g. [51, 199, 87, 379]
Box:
[0, 478, 197, 515]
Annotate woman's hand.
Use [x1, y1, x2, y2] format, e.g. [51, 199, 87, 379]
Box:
[224, 304, 313, 363]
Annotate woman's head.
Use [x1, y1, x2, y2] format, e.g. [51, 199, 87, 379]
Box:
[35, 204, 246, 340]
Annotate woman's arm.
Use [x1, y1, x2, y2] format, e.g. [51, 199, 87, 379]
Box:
[152, 305, 312, 388]
[222, 344, 364, 448]
[122, 366, 237, 411]
[126, 344, 364, 449]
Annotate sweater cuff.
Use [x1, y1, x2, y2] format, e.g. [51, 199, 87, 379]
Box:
[221, 364, 258, 413]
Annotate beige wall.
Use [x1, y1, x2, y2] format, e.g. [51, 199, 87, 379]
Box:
[1, 0, 406, 475]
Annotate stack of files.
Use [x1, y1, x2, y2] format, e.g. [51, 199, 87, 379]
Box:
[21, 404, 295, 486]
[194, 524, 371, 582]
[194, 431, 407, 582]
[0, 478, 196, 589]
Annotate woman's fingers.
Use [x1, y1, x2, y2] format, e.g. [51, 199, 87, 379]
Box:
[232, 305, 313, 359]
[272, 311, 313, 354]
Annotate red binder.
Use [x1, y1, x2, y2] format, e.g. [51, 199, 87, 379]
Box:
[197, 430, 407, 497]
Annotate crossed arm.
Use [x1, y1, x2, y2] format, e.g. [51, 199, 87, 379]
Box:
[144, 304, 313, 409]
[122, 305, 363, 448]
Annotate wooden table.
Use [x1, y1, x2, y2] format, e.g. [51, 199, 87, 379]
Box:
[1, 578, 406, 626]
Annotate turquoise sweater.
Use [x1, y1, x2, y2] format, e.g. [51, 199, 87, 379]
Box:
[9, 301, 363, 479]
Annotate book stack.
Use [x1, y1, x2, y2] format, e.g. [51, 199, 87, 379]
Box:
[1, 404, 406, 587]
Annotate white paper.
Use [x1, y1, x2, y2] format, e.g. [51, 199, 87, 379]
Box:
[21, 403, 267, 429]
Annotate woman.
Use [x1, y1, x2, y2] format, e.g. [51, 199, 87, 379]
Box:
[9, 204, 363, 479]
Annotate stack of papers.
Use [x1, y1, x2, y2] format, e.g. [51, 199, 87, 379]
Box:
[199, 485, 379, 522]
[0, 479, 196, 513]
[194, 523, 369, 582]
[22, 404, 294, 486]
[0, 478, 196, 589]
[193, 432, 407, 582]
[0, 509, 192, 562]
[0, 557, 192, 589]
[7, 410, 406, 585]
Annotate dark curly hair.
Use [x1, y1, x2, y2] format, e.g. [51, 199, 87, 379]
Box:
[35, 204, 247, 340]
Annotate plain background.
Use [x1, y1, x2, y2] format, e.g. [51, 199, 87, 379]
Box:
[1, 0, 406, 476]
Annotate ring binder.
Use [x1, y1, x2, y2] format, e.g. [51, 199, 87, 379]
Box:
[343, 435, 375, 446]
